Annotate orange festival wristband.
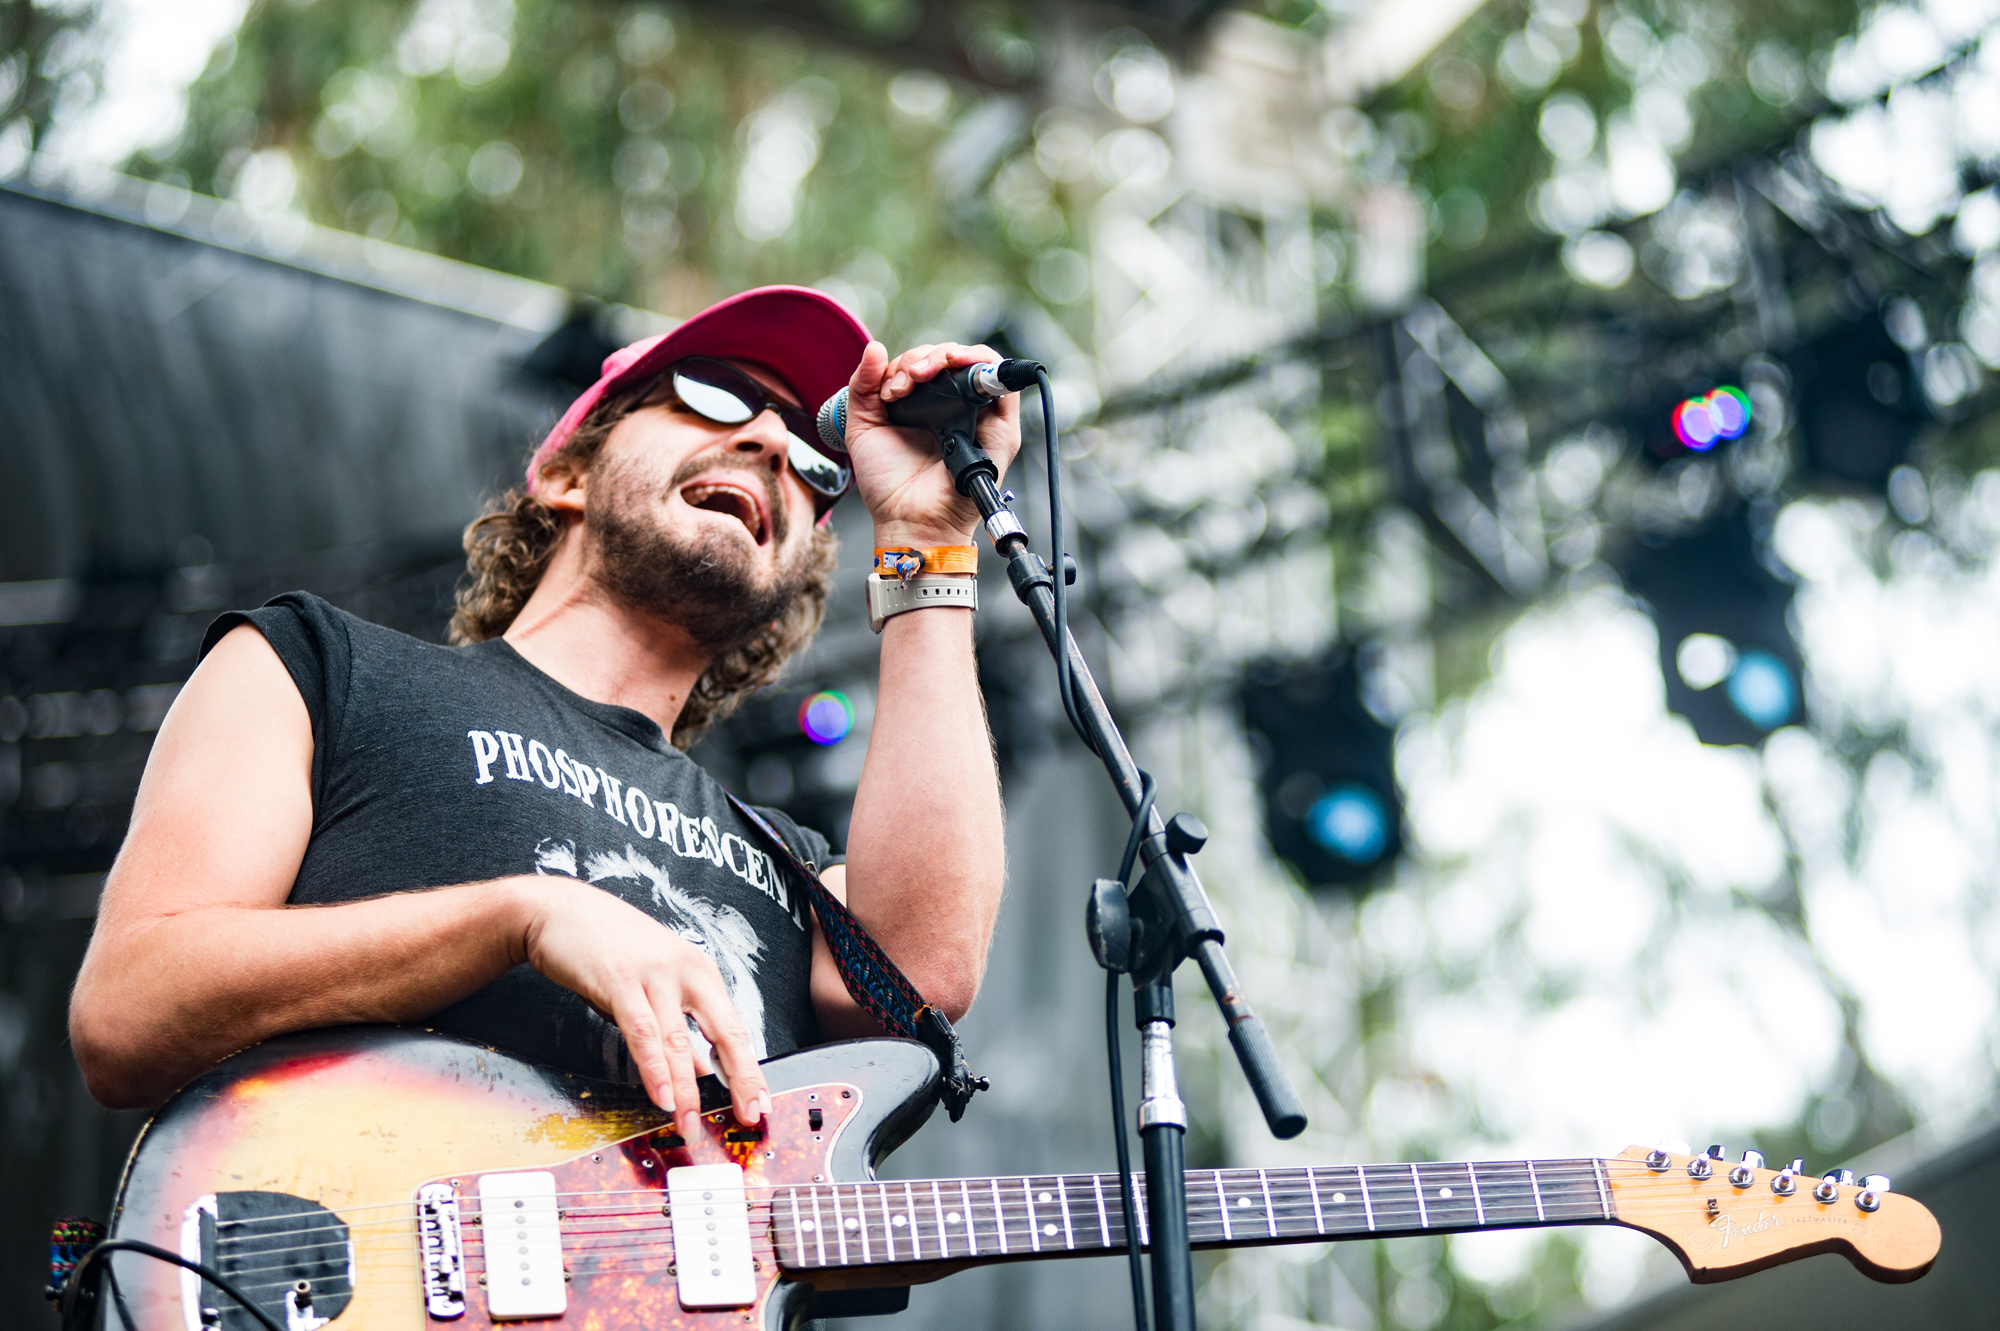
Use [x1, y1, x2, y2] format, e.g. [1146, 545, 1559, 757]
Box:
[874, 546, 978, 579]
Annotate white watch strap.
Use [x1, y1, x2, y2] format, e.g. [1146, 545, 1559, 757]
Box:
[867, 573, 978, 633]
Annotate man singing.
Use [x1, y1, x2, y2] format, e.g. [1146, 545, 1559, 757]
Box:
[68, 286, 1013, 1129]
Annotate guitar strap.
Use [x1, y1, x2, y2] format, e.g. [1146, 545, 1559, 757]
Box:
[725, 792, 988, 1121]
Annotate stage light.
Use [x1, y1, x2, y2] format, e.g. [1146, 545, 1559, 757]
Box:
[1306, 785, 1391, 865]
[798, 691, 853, 745]
[1624, 511, 1804, 746]
[1241, 650, 1404, 890]
[1670, 386, 1753, 451]
[1726, 651, 1796, 731]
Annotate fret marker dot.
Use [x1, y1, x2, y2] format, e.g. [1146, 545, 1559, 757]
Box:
[1439, 1188, 1453, 1198]
[1236, 1197, 1250, 1208]
[1331, 1192, 1346, 1204]
[1038, 1191, 1052, 1204]
[1043, 1223, 1057, 1236]
[947, 1212, 961, 1224]
[844, 1218, 858, 1230]
[893, 1216, 907, 1227]
[801, 1221, 816, 1232]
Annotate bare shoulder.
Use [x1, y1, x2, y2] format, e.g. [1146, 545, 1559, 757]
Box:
[104, 621, 315, 919]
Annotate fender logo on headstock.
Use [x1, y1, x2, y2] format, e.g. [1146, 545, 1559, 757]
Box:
[1701, 1208, 1858, 1250]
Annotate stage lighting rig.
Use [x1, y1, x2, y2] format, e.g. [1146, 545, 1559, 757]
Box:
[1241, 649, 1404, 890]
[1623, 508, 1805, 747]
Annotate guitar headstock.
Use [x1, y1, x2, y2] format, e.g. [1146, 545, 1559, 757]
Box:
[1605, 1145, 1939, 1284]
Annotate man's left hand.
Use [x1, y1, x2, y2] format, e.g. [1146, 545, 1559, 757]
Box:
[842, 340, 1022, 548]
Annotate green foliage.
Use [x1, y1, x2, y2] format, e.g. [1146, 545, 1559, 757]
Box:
[0, 0, 103, 154]
[136, 0, 1067, 342]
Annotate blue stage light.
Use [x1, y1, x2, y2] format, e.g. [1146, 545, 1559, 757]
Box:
[1306, 785, 1390, 864]
[1726, 652, 1796, 731]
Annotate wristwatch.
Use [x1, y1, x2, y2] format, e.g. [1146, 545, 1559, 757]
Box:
[867, 573, 978, 633]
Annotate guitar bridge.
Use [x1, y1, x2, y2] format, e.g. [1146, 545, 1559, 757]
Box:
[416, 1183, 466, 1320]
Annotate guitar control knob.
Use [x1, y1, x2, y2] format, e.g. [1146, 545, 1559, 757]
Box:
[1770, 1161, 1802, 1195]
[1728, 1151, 1764, 1188]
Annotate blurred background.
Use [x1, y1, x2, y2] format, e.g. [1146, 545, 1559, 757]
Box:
[6, 0, 2000, 1327]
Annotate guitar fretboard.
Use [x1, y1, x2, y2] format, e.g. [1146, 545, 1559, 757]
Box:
[772, 1160, 1612, 1269]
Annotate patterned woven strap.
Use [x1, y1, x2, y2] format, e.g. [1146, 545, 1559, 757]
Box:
[726, 793, 987, 1121]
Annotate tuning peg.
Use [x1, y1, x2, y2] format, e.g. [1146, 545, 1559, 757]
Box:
[1770, 1160, 1802, 1196]
[1814, 1169, 1853, 1203]
[1853, 1174, 1891, 1212]
[1688, 1144, 1722, 1180]
[1645, 1141, 1673, 1172]
[1728, 1150, 1764, 1188]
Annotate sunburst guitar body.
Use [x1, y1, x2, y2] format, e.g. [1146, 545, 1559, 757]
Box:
[93, 1026, 1940, 1330]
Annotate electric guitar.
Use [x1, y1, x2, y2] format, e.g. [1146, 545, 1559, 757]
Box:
[95, 1027, 1940, 1331]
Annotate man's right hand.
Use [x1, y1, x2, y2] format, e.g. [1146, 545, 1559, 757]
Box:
[514, 876, 771, 1124]
[69, 623, 770, 1127]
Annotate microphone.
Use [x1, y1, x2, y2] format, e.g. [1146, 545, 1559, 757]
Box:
[816, 358, 1042, 453]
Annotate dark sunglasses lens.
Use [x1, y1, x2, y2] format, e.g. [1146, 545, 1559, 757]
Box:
[788, 435, 851, 499]
[671, 367, 757, 425]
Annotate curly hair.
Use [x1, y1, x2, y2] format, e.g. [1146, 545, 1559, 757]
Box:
[451, 394, 838, 749]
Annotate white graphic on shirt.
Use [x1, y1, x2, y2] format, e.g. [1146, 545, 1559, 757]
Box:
[531, 838, 769, 1073]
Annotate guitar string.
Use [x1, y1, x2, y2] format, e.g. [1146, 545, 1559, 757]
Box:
[204, 1172, 1621, 1274]
[208, 1170, 1799, 1295]
[208, 1165, 1617, 1253]
[210, 1161, 1611, 1233]
[176, 1169, 1832, 1300]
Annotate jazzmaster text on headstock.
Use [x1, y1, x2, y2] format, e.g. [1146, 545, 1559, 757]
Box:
[1699, 1207, 1860, 1251]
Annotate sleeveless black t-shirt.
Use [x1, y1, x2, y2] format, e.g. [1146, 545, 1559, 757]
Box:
[201, 592, 832, 1083]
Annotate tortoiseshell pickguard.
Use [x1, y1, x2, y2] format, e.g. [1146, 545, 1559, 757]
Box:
[429, 1082, 862, 1329]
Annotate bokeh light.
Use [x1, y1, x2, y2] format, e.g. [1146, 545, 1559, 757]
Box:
[798, 690, 853, 746]
[1306, 784, 1390, 864]
[1670, 386, 1753, 451]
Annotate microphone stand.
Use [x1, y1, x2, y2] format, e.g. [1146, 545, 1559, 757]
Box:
[914, 391, 1308, 1331]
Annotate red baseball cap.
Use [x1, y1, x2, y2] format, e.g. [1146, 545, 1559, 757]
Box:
[526, 284, 872, 493]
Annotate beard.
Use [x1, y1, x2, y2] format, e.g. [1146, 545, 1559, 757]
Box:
[587, 451, 824, 653]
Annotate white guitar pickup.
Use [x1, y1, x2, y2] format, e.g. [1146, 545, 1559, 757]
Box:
[668, 1164, 757, 1309]
[477, 1172, 566, 1319]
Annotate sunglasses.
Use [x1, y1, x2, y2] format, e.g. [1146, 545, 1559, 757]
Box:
[633, 357, 852, 507]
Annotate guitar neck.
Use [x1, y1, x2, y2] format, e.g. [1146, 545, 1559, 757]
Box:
[773, 1158, 1611, 1272]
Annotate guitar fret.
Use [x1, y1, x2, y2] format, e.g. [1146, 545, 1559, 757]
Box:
[1468, 1163, 1484, 1226]
[1358, 1166, 1375, 1231]
[1591, 1158, 1611, 1218]
[904, 1182, 921, 1260]
[990, 1178, 1007, 1254]
[1025, 1179, 1040, 1252]
[1134, 1172, 1150, 1249]
[1526, 1160, 1546, 1223]
[1058, 1176, 1076, 1250]
[1093, 1174, 1111, 1250]
[1214, 1172, 1232, 1242]
[1259, 1170, 1275, 1236]
[960, 1180, 976, 1257]
[1411, 1164, 1428, 1228]
[1308, 1167, 1325, 1234]
[932, 1181, 947, 1259]
[1414, 1162, 1481, 1231]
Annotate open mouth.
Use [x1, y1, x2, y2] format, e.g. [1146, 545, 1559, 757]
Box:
[680, 478, 769, 545]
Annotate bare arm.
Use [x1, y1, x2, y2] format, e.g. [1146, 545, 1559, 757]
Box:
[69, 625, 769, 1121]
[812, 342, 1012, 1036]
